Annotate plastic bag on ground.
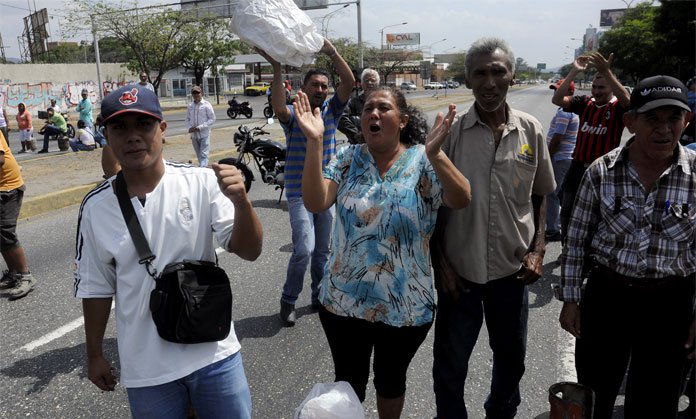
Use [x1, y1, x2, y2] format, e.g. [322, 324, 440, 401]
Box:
[231, 0, 324, 67]
[294, 381, 365, 419]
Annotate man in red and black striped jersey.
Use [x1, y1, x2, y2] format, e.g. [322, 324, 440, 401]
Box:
[552, 52, 630, 243]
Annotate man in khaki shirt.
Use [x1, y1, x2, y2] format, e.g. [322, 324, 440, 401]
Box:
[431, 37, 555, 419]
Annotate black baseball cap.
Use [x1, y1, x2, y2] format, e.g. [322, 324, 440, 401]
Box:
[629, 75, 690, 114]
[101, 84, 163, 125]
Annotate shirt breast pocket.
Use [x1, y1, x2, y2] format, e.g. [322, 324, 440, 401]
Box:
[599, 196, 636, 236]
[511, 160, 537, 205]
[661, 203, 696, 242]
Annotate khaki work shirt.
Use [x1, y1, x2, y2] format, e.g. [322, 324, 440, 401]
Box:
[441, 104, 556, 283]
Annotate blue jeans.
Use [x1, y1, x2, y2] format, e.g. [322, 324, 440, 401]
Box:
[42, 125, 65, 151]
[282, 195, 334, 306]
[69, 140, 95, 152]
[126, 351, 251, 419]
[191, 134, 210, 167]
[546, 159, 571, 234]
[433, 272, 528, 419]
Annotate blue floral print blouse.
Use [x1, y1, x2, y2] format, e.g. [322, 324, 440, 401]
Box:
[319, 143, 444, 327]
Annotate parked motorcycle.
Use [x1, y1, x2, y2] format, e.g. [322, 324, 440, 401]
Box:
[263, 104, 274, 118]
[226, 96, 253, 119]
[219, 121, 286, 203]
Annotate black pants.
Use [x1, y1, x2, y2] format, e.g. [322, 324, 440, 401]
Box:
[559, 160, 588, 244]
[576, 265, 695, 419]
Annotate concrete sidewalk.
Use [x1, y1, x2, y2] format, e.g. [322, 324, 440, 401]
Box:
[17, 89, 476, 219]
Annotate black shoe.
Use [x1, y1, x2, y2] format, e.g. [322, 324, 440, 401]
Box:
[37, 149, 48, 154]
[310, 301, 322, 311]
[279, 299, 296, 326]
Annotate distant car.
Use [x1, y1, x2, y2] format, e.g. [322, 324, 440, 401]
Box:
[423, 82, 443, 90]
[400, 82, 417, 91]
[244, 82, 271, 96]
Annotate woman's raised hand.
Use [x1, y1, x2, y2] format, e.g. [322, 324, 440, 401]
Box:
[294, 91, 324, 142]
[425, 104, 457, 159]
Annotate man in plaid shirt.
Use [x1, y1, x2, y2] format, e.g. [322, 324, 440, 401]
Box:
[558, 75, 695, 419]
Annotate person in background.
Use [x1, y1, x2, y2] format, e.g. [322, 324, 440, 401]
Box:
[138, 71, 156, 92]
[15, 103, 36, 153]
[431, 37, 556, 419]
[296, 85, 471, 418]
[76, 88, 94, 130]
[558, 75, 695, 419]
[552, 52, 630, 243]
[338, 68, 380, 144]
[0, 107, 8, 147]
[0, 131, 36, 300]
[38, 108, 67, 154]
[545, 79, 579, 241]
[69, 120, 96, 152]
[257, 39, 354, 326]
[185, 85, 216, 167]
[93, 115, 107, 148]
[49, 98, 62, 115]
[75, 84, 262, 418]
[679, 76, 695, 145]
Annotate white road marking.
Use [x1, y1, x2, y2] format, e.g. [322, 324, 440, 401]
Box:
[17, 301, 115, 353]
[18, 252, 228, 353]
[558, 324, 578, 382]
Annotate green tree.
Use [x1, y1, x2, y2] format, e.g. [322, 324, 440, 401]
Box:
[180, 16, 237, 87]
[66, 1, 192, 92]
[598, 0, 694, 83]
[314, 37, 362, 87]
[444, 53, 467, 83]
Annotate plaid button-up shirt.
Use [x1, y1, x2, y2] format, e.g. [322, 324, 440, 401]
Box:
[560, 140, 696, 302]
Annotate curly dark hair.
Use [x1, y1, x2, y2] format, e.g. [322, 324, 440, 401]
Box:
[357, 86, 429, 146]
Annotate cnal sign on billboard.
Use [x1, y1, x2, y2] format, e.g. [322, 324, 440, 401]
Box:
[386, 33, 421, 46]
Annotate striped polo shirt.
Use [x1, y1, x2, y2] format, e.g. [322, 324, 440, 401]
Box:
[568, 95, 626, 164]
[282, 94, 347, 198]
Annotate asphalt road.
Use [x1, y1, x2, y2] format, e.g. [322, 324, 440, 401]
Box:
[0, 86, 633, 418]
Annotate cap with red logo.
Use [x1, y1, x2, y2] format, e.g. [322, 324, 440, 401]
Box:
[549, 78, 575, 95]
[100, 84, 163, 125]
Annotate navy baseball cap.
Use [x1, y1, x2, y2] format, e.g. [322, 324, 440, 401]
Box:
[630, 75, 690, 113]
[101, 84, 163, 125]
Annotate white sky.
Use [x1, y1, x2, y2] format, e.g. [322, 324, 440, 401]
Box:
[0, 0, 635, 68]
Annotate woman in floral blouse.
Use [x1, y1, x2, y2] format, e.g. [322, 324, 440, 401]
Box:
[295, 87, 471, 418]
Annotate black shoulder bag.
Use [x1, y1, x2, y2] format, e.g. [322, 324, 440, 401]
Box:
[114, 172, 232, 344]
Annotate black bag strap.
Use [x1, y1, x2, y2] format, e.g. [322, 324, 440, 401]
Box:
[114, 172, 158, 278]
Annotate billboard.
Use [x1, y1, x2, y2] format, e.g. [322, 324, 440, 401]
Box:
[600, 8, 627, 27]
[386, 33, 420, 46]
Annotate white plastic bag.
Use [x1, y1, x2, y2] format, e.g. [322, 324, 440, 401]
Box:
[294, 381, 366, 419]
[231, 0, 325, 67]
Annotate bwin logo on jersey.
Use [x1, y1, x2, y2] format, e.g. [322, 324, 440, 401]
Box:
[580, 121, 608, 135]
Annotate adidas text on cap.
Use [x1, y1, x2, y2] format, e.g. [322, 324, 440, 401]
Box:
[101, 84, 163, 125]
[630, 75, 690, 114]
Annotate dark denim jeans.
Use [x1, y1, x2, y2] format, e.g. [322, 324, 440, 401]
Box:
[433, 273, 528, 419]
[42, 125, 65, 151]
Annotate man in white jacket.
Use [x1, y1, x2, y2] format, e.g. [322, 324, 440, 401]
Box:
[186, 85, 216, 167]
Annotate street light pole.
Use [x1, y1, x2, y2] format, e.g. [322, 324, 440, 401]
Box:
[380, 22, 407, 51]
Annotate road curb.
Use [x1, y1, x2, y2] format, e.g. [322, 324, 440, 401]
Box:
[20, 182, 102, 220]
[18, 148, 240, 220]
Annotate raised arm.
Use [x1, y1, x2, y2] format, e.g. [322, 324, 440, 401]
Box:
[588, 52, 630, 108]
[552, 59, 584, 109]
[294, 91, 338, 212]
[256, 48, 291, 123]
[212, 163, 263, 261]
[321, 39, 355, 104]
[425, 104, 471, 209]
